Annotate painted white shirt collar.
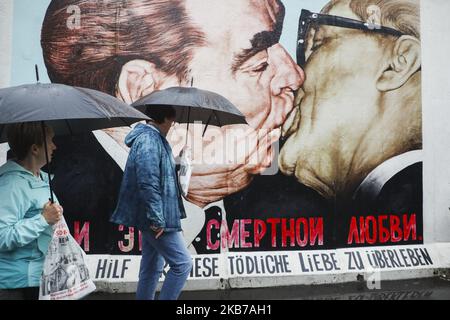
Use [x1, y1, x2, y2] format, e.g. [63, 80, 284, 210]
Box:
[353, 150, 423, 201]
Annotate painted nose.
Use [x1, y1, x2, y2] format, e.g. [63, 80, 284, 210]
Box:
[269, 44, 305, 96]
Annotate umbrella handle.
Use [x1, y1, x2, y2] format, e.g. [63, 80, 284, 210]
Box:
[41, 121, 54, 203]
[202, 112, 213, 137]
[185, 106, 191, 146]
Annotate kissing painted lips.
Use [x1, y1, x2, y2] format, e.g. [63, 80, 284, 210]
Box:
[281, 89, 305, 140]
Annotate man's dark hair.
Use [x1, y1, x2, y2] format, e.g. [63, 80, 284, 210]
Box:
[6, 122, 50, 161]
[145, 105, 176, 124]
[41, 0, 206, 96]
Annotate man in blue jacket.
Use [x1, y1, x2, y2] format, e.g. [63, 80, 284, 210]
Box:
[110, 106, 192, 300]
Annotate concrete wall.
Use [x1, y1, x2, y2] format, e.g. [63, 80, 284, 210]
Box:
[421, 0, 450, 243]
[0, 0, 13, 165]
[0, 0, 13, 88]
[0, 0, 449, 290]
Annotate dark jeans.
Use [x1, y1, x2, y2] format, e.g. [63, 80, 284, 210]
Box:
[0, 287, 39, 300]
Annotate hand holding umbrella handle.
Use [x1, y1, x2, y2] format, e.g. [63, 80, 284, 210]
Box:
[42, 201, 63, 225]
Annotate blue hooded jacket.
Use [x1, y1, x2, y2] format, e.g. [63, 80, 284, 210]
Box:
[110, 123, 186, 232]
[0, 160, 55, 289]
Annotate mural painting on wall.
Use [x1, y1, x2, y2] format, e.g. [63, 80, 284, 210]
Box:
[11, 0, 420, 256]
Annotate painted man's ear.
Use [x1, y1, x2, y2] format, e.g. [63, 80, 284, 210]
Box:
[116, 59, 174, 104]
[377, 35, 421, 91]
[116, 60, 157, 104]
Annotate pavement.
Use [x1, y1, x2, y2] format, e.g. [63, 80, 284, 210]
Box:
[86, 276, 450, 300]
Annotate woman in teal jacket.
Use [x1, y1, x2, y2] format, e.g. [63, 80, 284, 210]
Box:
[0, 122, 63, 300]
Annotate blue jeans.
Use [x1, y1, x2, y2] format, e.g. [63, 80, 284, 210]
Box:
[136, 231, 192, 300]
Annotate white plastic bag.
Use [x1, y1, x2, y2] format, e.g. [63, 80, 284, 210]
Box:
[178, 146, 193, 197]
[39, 216, 96, 300]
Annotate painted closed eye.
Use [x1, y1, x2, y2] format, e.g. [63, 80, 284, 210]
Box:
[252, 62, 269, 73]
[239, 50, 270, 75]
[240, 58, 269, 75]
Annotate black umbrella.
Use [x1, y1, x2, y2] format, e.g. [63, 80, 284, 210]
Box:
[0, 82, 150, 202]
[131, 86, 246, 140]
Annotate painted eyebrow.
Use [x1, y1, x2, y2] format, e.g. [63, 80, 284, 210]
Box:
[231, 30, 279, 73]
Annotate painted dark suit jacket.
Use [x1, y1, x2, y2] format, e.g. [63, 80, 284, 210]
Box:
[46, 133, 422, 254]
[218, 160, 423, 252]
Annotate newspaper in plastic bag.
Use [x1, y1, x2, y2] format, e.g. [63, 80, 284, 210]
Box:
[178, 146, 193, 197]
[39, 216, 96, 300]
